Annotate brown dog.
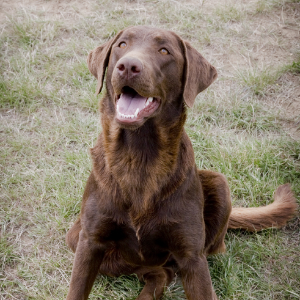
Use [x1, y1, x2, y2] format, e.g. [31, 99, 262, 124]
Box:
[65, 26, 298, 300]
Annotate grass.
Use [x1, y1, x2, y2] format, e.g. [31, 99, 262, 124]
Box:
[235, 66, 281, 96]
[285, 54, 300, 74]
[0, 0, 299, 299]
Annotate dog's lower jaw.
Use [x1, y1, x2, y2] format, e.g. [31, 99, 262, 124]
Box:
[115, 99, 161, 128]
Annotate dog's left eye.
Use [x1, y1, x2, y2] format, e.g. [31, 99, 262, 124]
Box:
[159, 48, 169, 55]
[119, 42, 127, 49]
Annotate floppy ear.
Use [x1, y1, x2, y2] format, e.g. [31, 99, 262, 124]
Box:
[87, 31, 124, 95]
[182, 41, 217, 107]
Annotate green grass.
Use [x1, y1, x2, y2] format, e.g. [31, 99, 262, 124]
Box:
[215, 5, 245, 23]
[285, 54, 300, 74]
[254, 0, 287, 14]
[0, 0, 299, 299]
[235, 67, 280, 96]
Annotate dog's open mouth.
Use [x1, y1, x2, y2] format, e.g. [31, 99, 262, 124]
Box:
[116, 87, 160, 123]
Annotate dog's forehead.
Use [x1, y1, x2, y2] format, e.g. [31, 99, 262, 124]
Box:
[119, 26, 180, 46]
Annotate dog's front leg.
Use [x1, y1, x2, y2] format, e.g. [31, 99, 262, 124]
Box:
[66, 230, 104, 300]
[178, 255, 218, 300]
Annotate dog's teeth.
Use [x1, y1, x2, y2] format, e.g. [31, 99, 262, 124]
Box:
[118, 112, 137, 119]
[116, 104, 119, 112]
[145, 97, 153, 107]
[134, 108, 140, 117]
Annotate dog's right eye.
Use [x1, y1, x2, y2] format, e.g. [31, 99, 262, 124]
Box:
[159, 48, 169, 55]
[119, 42, 127, 49]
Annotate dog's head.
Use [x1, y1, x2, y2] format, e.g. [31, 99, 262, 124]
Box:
[87, 26, 217, 128]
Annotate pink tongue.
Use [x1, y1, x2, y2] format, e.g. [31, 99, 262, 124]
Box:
[118, 91, 147, 115]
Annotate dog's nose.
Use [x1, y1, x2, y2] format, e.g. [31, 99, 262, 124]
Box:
[116, 57, 143, 79]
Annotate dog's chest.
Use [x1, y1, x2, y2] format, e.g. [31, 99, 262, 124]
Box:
[121, 215, 171, 265]
[83, 192, 177, 266]
[102, 213, 171, 266]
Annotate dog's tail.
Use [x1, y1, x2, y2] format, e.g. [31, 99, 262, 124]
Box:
[228, 184, 298, 231]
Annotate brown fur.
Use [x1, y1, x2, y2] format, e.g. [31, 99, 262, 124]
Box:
[65, 26, 298, 300]
[228, 183, 298, 231]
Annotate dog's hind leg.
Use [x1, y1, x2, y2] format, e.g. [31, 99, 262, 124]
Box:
[198, 170, 232, 255]
[134, 267, 174, 300]
[66, 218, 81, 253]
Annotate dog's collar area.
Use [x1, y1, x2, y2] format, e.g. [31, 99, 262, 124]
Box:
[116, 87, 160, 123]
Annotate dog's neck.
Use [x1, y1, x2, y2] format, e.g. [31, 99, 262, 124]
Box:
[91, 96, 195, 212]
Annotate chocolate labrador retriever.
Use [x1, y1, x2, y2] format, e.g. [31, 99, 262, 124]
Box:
[65, 26, 297, 300]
